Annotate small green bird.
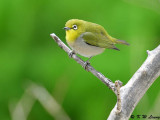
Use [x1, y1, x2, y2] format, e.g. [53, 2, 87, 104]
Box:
[64, 19, 129, 63]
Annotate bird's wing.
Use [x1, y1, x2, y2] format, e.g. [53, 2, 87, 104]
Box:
[82, 32, 119, 50]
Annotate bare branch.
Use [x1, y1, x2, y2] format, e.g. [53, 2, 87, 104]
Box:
[50, 33, 116, 92]
[108, 45, 160, 120]
[50, 33, 160, 120]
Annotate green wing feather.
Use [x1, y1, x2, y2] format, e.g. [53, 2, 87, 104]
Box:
[82, 32, 119, 50]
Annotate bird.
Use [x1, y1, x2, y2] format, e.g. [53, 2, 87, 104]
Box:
[64, 19, 129, 69]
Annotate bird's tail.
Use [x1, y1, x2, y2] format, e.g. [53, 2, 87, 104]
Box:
[115, 39, 130, 46]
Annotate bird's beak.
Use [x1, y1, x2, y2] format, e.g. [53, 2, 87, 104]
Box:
[64, 27, 71, 31]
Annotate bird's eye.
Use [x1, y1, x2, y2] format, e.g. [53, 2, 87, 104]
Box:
[72, 25, 78, 30]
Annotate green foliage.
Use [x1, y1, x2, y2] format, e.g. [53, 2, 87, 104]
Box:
[0, 0, 159, 119]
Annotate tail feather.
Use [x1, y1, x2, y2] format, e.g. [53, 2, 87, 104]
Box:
[116, 40, 130, 46]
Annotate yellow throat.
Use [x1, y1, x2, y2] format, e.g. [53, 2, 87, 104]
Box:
[66, 29, 80, 43]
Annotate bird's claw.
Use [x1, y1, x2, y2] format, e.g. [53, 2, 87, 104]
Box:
[68, 50, 75, 58]
[83, 61, 90, 71]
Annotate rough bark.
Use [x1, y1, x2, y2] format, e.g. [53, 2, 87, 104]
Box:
[108, 45, 160, 120]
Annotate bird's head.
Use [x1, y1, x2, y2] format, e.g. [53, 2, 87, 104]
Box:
[64, 19, 85, 42]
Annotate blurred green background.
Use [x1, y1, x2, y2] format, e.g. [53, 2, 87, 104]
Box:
[0, 0, 160, 119]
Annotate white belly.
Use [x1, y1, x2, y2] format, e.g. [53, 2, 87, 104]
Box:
[67, 37, 105, 58]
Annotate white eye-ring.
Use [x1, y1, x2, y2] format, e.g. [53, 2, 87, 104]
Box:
[72, 25, 78, 30]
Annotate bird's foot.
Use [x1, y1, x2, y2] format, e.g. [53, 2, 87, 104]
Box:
[68, 50, 75, 58]
[83, 57, 92, 71]
[83, 61, 90, 71]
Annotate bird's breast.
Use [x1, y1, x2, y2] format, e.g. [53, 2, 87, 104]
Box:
[67, 36, 105, 57]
